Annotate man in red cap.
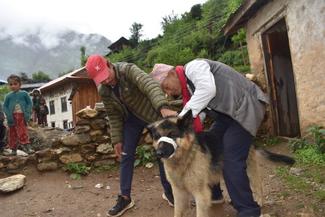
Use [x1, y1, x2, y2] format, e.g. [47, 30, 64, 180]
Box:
[86, 55, 176, 216]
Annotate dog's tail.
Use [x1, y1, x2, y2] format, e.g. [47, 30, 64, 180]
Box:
[255, 149, 295, 165]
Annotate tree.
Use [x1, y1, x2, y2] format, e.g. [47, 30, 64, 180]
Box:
[190, 4, 202, 20]
[161, 12, 178, 33]
[0, 85, 10, 102]
[129, 22, 143, 48]
[80, 46, 87, 67]
[19, 72, 33, 84]
[32, 71, 51, 82]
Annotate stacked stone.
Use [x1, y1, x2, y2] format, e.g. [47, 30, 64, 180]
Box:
[0, 104, 113, 172]
[56, 105, 115, 169]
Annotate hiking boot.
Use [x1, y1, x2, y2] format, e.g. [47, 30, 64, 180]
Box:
[162, 192, 174, 207]
[107, 195, 135, 217]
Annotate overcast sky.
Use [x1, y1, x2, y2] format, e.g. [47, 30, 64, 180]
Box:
[0, 0, 207, 42]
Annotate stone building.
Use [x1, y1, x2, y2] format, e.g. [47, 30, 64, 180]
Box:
[223, 0, 325, 137]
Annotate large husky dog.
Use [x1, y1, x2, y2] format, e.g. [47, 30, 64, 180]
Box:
[147, 112, 295, 217]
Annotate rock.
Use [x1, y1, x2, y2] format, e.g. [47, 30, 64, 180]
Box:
[37, 162, 58, 171]
[93, 135, 110, 143]
[36, 149, 57, 162]
[93, 159, 116, 167]
[53, 147, 71, 155]
[60, 134, 80, 146]
[0, 156, 12, 164]
[95, 183, 104, 188]
[90, 130, 103, 137]
[145, 163, 154, 168]
[90, 119, 107, 130]
[84, 154, 98, 162]
[74, 125, 91, 134]
[96, 143, 113, 154]
[75, 119, 91, 126]
[80, 144, 96, 154]
[59, 153, 83, 164]
[6, 157, 28, 170]
[290, 167, 304, 176]
[76, 106, 98, 119]
[61, 133, 91, 146]
[0, 174, 26, 193]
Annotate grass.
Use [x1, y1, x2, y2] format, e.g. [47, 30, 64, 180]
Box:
[93, 163, 117, 173]
[271, 125, 325, 215]
[64, 163, 91, 180]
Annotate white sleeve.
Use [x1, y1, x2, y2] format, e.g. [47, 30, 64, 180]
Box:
[179, 60, 216, 118]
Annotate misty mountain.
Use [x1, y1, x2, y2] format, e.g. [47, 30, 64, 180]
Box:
[0, 29, 111, 80]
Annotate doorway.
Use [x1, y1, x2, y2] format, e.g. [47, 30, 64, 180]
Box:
[262, 18, 300, 137]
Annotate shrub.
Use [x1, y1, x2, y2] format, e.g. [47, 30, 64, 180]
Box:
[134, 145, 156, 167]
[64, 163, 91, 179]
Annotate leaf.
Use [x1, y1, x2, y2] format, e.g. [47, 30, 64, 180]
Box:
[70, 173, 81, 180]
[134, 159, 141, 167]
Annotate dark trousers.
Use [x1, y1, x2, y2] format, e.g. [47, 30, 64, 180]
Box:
[120, 112, 172, 198]
[208, 112, 260, 217]
[0, 122, 6, 149]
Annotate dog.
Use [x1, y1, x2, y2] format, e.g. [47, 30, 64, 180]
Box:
[147, 111, 295, 217]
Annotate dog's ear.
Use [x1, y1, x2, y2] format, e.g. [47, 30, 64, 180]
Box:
[177, 110, 193, 130]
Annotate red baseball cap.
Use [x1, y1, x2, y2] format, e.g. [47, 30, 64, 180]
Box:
[86, 55, 110, 86]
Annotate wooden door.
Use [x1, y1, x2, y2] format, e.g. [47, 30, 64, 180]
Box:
[262, 19, 300, 137]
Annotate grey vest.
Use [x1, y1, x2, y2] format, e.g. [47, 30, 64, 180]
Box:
[185, 59, 269, 136]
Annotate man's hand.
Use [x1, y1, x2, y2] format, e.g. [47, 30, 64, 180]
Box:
[114, 142, 122, 161]
[160, 108, 178, 118]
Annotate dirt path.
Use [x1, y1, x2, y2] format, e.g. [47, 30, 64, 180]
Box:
[0, 143, 321, 217]
[0, 166, 237, 217]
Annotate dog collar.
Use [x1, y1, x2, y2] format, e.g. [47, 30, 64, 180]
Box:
[157, 136, 178, 159]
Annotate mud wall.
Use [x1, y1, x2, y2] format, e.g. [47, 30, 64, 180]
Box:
[246, 0, 325, 133]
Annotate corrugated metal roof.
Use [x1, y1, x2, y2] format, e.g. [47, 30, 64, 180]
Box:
[39, 67, 88, 92]
[223, 0, 271, 35]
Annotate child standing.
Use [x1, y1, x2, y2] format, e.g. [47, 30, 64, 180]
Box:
[38, 97, 48, 127]
[31, 89, 41, 123]
[3, 74, 34, 155]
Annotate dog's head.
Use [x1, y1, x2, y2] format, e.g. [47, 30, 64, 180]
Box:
[147, 111, 196, 159]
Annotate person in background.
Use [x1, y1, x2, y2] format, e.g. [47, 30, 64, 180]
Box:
[161, 58, 269, 217]
[38, 97, 49, 127]
[0, 102, 6, 153]
[3, 74, 34, 155]
[31, 89, 41, 124]
[85, 55, 176, 217]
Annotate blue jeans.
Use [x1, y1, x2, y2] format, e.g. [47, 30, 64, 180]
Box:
[208, 112, 261, 217]
[120, 112, 172, 198]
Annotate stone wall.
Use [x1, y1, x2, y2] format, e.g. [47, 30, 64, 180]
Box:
[0, 105, 152, 173]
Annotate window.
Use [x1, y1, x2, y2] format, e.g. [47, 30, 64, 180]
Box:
[49, 100, 55, 115]
[63, 120, 68, 129]
[61, 97, 67, 112]
[51, 122, 55, 128]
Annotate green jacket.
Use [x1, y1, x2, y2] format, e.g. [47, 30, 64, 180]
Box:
[99, 62, 168, 145]
[3, 90, 32, 126]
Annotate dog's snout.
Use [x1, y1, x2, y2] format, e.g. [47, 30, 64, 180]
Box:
[155, 142, 175, 159]
[156, 149, 164, 158]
